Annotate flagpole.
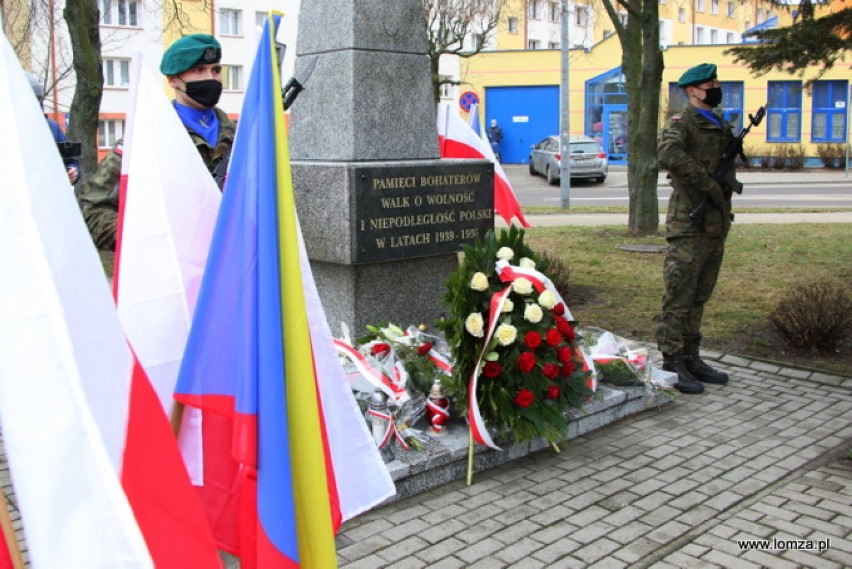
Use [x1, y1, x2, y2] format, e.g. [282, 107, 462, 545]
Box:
[0, 490, 25, 569]
[466, 429, 474, 485]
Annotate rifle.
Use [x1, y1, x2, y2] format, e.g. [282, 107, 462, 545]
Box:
[689, 106, 765, 228]
[57, 141, 81, 165]
[212, 52, 318, 190]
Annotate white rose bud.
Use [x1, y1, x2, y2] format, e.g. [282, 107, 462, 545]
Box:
[496, 247, 515, 261]
[485, 351, 500, 361]
[465, 312, 485, 338]
[519, 257, 536, 269]
[469, 272, 489, 291]
[495, 323, 518, 346]
[501, 298, 514, 313]
[513, 277, 533, 295]
[538, 290, 557, 309]
[524, 303, 544, 324]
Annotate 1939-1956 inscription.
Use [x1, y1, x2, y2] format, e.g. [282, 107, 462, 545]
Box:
[352, 163, 494, 263]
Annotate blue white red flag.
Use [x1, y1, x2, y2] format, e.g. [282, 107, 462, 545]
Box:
[174, 13, 394, 568]
[468, 102, 482, 137]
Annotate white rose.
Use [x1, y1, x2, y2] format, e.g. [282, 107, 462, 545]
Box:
[513, 277, 533, 295]
[524, 303, 543, 324]
[501, 298, 514, 313]
[469, 272, 489, 291]
[465, 312, 485, 338]
[519, 257, 536, 269]
[496, 247, 515, 261]
[495, 323, 517, 346]
[538, 290, 558, 309]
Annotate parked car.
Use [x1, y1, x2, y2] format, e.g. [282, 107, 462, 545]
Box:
[528, 135, 608, 185]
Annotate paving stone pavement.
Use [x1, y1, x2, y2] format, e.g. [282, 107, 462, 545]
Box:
[335, 354, 852, 568]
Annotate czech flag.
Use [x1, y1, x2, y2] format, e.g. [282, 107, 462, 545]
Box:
[175, 13, 394, 568]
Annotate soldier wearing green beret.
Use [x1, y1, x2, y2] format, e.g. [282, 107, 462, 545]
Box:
[78, 34, 235, 251]
[655, 62, 733, 394]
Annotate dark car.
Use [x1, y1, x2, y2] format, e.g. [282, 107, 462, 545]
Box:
[528, 135, 609, 185]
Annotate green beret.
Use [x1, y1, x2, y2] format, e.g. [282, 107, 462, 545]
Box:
[677, 63, 718, 88]
[160, 34, 221, 76]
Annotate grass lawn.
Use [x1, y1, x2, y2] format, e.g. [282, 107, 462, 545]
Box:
[526, 223, 852, 377]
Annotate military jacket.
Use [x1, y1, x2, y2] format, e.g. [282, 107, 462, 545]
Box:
[658, 105, 735, 238]
[78, 107, 235, 250]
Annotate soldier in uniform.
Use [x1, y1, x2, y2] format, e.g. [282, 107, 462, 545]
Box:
[655, 63, 733, 394]
[78, 34, 235, 251]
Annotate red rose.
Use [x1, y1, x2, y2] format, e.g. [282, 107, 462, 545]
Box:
[517, 351, 537, 373]
[546, 385, 560, 400]
[542, 363, 560, 380]
[513, 389, 535, 408]
[372, 343, 391, 357]
[561, 361, 575, 377]
[483, 361, 503, 378]
[546, 328, 563, 347]
[524, 331, 542, 349]
[417, 342, 433, 356]
[557, 346, 573, 364]
[554, 316, 575, 343]
[553, 303, 565, 316]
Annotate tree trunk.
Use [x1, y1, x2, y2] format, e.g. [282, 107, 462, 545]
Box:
[63, 0, 102, 188]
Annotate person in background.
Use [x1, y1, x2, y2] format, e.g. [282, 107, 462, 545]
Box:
[486, 118, 504, 160]
[27, 72, 80, 185]
[77, 34, 235, 251]
[655, 62, 734, 395]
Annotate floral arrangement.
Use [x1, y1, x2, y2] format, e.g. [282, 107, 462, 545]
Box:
[438, 227, 593, 447]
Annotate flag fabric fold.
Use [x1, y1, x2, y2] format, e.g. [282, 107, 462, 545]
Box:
[174, 13, 394, 568]
[467, 102, 482, 137]
[437, 102, 530, 228]
[0, 34, 219, 569]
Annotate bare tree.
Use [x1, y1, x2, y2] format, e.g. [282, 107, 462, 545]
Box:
[599, 0, 664, 235]
[423, 0, 508, 103]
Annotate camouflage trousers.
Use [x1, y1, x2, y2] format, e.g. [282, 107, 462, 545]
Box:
[655, 234, 726, 355]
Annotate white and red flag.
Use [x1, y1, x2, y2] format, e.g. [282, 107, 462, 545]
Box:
[0, 35, 220, 568]
[436, 102, 530, 228]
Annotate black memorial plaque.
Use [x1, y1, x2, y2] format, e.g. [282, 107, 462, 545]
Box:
[352, 163, 494, 264]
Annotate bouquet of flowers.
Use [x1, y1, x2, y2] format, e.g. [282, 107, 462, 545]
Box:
[438, 227, 593, 448]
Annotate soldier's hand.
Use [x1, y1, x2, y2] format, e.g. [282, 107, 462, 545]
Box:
[67, 167, 79, 185]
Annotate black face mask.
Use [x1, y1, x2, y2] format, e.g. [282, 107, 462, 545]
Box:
[184, 79, 223, 108]
[700, 86, 723, 108]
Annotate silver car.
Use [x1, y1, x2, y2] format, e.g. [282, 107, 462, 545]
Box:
[528, 135, 609, 185]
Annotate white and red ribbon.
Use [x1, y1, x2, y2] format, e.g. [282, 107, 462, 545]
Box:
[334, 338, 411, 404]
[366, 408, 409, 450]
[425, 398, 450, 432]
[495, 260, 574, 320]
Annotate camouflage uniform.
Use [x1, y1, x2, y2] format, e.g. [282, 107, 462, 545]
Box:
[655, 104, 736, 355]
[78, 107, 235, 251]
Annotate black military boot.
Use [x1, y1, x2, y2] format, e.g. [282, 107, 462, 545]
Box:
[662, 351, 704, 394]
[683, 335, 729, 384]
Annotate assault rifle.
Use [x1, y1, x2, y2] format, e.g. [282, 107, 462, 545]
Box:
[689, 105, 765, 228]
[212, 49, 317, 190]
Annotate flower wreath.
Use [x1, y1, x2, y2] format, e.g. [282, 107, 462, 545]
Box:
[439, 227, 593, 448]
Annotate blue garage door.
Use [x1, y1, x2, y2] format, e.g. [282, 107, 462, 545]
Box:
[485, 86, 559, 164]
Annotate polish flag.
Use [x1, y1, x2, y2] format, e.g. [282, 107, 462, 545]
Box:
[0, 34, 220, 568]
[437, 102, 530, 228]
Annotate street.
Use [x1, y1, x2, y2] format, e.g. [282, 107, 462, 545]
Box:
[504, 164, 852, 209]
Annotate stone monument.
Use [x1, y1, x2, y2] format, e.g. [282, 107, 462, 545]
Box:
[290, 0, 494, 335]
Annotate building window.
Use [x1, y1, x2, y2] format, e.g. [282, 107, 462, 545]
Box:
[678, 8, 686, 21]
[720, 81, 744, 131]
[711, 0, 719, 14]
[549, 2, 559, 22]
[528, 39, 540, 50]
[548, 41, 560, 49]
[710, 29, 718, 43]
[697, 0, 705, 12]
[757, 9, 764, 21]
[727, 2, 735, 17]
[696, 27, 705, 43]
[98, 119, 124, 149]
[101, 0, 138, 27]
[575, 6, 588, 26]
[529, 1, 540, 19]
[726, 32, 735, 43]
[439, 76, 453, 99]
[507, 17, 518, 33]
[619, 13, 628, 26]
[256, 12, 268, 31]
[219, 9, 242, 36]
[812, 80, 848, 143]
[221, 65, 242, 91]
[103, 58, 130, 87]
[767, 81, 802, 142]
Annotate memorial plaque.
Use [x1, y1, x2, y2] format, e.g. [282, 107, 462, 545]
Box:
[352, 162, 494, 263]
